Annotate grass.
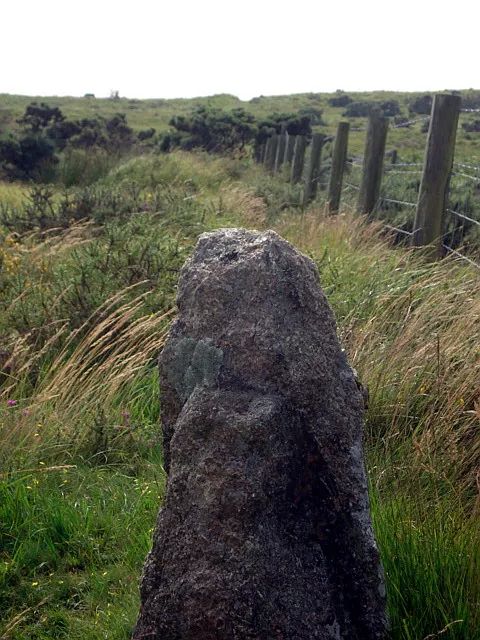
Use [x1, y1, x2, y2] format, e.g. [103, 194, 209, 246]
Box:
[0, 462, 164, 640]
[1, 151, 479, 639]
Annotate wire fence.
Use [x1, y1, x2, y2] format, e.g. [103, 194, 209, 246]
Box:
[258, 94, 480, 269]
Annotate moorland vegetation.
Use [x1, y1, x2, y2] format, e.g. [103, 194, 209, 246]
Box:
[0, 90, 479, 639]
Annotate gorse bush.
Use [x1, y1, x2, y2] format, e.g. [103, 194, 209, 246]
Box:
[0, 102, 137, 183]
[165, 106, 257, 152]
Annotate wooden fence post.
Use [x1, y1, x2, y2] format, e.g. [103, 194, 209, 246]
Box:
[254, 142, 263, 163]
[290, 135, 307, 184]
[275, 130, 287, 173]
[411, 94, 461, 254]
[328, 122, 350, 213]
[263, 137, 272, 167]
[265, 134, 278, 173]
[260, 142, 266, 164]
[303, 134, 325, 205]
[357, 109, 388, 215]
[284, 133, 296, 166]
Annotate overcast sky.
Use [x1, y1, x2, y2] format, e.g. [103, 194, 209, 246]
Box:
[2, 0, 478, 100]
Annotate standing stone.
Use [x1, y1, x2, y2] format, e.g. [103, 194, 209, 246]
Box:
[133, 229, 387, 640]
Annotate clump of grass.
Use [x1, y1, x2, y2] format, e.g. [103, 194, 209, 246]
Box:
[371, 483, 480, 639]
[57, 149, 120, 187]
[278, 210, 480, 492]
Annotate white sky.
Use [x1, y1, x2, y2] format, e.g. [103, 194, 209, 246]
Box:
[2, 0, 478, 100]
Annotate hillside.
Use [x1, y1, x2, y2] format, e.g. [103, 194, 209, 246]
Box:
[2, 89, 480, 162]
[0, 149, 479, 639]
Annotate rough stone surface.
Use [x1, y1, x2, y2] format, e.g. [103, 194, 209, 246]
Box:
[133, 228, 387, 640]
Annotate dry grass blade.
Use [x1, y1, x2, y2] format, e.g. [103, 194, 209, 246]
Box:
[36, 292, 174, 416]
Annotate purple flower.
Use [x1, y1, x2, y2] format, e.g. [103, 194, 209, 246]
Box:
[7, 399, 17, 407]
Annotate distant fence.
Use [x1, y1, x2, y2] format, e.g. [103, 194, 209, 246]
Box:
[255, 94, 480, 267]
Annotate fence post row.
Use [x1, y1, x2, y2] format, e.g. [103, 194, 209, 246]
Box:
[357, 108, 389, 216]
[257, 92, 462, 260]
[411, 94, 461, 255]
[328, 122, 350, 214]
[303, 134, 325, 205]
[290, 135, 307, 184]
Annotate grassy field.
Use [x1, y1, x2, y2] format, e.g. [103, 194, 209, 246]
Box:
[1, 150, 479, 639]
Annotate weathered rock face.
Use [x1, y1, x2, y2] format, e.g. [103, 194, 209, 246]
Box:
[133, 228, 387, 640]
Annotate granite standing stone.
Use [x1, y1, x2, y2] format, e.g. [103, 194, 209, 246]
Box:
[133, 228, 387, 640]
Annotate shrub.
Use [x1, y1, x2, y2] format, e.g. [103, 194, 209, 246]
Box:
[343, 100, 400, 118]
[328, 91, 353, 108]
[17, 102, 64, 133]
[0, 133, 57, 180]
[298, 107, 325, 125]
[167, 106, 257, 153]
[409, 94, 433, 115]
[461, 119, 480, 133]
[138, 128, 156, 141]
[342, 101, 373, 117]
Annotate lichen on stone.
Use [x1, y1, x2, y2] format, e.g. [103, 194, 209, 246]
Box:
[166, 337, 223, 402]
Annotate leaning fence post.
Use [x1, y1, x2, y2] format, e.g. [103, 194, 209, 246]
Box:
[275, 129, 287, 173]
[411, 94, 461, 255]
[357, 109, 388, 216]
[265, 134, 278, 173]
[290, 135, 307, 184]
[303, 134, 325, 205]
[328, 122, 350, 213]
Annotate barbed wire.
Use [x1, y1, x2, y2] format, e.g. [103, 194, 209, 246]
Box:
[451, 170, 480, 182]
[383, 224, 413, 236]
[392, 117, 429, 128]
[442, 244, 480, 269]
[381, 197, 417, 208]
[389, 162, 424, 167]
[447, 209, 480, 227]
[454, 161, 480, 172]
[384, 169, 423, 175]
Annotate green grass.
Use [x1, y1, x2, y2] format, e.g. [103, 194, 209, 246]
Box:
[0, 462, 164, 639]
[1, 462, 477, 639]
[1, 151, 480, 639]
[371, 483, 480, 639]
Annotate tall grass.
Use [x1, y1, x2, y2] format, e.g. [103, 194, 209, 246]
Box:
[1, 152, 479, 639]
[57, 149, 119, 187]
